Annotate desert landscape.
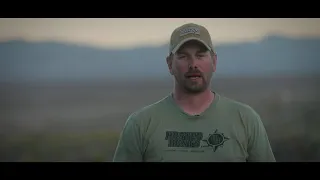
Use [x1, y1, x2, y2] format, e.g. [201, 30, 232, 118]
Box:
[1, 76, 319, 162]
[1, 32, 319, 162]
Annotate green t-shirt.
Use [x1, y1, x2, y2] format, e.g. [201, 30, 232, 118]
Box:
[113, 92, 276, 162]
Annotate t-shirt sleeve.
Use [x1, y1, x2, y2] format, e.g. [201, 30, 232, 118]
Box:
[113, 114, 144, 162]
[246, 108, 276, 162]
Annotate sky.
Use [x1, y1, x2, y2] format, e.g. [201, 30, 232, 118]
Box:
[0, 18, 320, 49]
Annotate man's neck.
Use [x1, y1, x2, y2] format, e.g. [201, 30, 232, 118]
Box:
[172, 87, 215, 115]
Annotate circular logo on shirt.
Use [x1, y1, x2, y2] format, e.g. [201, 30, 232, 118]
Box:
[201, 129, 229, 152]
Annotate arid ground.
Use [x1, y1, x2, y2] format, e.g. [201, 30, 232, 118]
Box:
[1, 76, 319, 162]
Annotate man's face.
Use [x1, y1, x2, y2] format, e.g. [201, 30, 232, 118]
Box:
[167, 40, 217, 94]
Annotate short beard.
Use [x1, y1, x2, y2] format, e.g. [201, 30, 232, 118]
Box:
[174, 74, 211, 94]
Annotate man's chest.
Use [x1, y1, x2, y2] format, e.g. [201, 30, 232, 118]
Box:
[142, 117, 249, 162]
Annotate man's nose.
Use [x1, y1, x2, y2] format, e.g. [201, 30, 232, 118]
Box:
[188, 56, 198, 69]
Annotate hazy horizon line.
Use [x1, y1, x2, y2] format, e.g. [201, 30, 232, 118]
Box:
[1, 32, 320, 51]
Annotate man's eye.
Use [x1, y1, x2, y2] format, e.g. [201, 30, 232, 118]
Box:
[178, 55, 186, 59]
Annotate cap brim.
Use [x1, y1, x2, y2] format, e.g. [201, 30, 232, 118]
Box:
[171, 37, 212, 54]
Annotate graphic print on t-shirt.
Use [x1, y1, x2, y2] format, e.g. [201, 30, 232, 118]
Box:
[164, 129, 229, 152]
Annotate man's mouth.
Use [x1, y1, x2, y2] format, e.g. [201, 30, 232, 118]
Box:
[185, 73, 202, 80]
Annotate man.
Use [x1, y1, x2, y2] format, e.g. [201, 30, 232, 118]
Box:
[113, 23, 276, 162]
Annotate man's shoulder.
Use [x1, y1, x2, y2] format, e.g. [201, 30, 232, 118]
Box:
[218, 94, 254, 111]
[127, 95, 171, 122]
[217, 94, 260, 121]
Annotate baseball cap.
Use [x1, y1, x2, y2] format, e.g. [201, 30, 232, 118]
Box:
[169, 23, 215, 54]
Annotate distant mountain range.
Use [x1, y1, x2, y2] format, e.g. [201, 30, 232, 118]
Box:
[0, 35, 319, 83]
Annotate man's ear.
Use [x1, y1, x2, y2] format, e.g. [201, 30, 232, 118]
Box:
[166, 55, 173, 75]
[212, 52, 217, 72]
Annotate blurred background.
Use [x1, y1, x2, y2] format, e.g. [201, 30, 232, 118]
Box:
[0, 18, 320, 162]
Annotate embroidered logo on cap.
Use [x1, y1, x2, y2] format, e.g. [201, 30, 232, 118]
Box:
[179, 27, 200, 37]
